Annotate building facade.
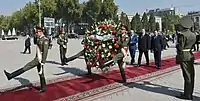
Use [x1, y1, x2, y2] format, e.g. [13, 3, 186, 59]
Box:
[147, 7, 176, 16]
[188, 11, 200, 28]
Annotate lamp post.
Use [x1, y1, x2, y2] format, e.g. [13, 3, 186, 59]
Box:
[38, 0, 41, 27]
[100, 0, 104, 21]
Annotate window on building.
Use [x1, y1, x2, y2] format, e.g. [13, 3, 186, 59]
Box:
[196, 17, 199, 22]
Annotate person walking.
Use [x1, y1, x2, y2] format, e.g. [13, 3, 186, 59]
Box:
[23, 35, 31, 54]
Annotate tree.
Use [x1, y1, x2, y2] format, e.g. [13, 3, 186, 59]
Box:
[22, 2, 39, 34]
[83, 0, 101, 23]
[98, 0, 118, 21]
[141, 12, 148, 31]
[9, 10, 24, 30]
[162, 14, 180, 33]
[55, 0, 82, 32]
[131, 16, 136, 31]
[36, 0, 57, 17]
[120, 12, 130, 30]
[155, 22, 160, 31]
[135, 13, 142, 32]
[148, 13, 156, 32]
[0, 15, 11, 30]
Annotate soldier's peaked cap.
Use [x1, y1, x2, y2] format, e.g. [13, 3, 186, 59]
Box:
[36, 26, 44, 31]
[180, 16, 193, 29]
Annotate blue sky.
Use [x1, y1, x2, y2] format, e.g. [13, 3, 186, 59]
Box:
[0, 0, 200, 16]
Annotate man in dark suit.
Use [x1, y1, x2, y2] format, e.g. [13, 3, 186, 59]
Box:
[23, 35, 31, 54]
[137, 29, 151, 66]
[151, 31, 164, 69]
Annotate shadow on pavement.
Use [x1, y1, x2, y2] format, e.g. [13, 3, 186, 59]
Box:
[14, 77, 32, 86]
[46, 60, 61, 65]
[0, 77, 33, 94]
[125, 81, 200, 101]
[54, 67, 88, 76]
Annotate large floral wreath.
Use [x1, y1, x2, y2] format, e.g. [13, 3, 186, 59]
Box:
[82, 20, 123, 67]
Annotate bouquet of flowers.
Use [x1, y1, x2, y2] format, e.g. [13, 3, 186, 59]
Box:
[82, 20, 122, 67]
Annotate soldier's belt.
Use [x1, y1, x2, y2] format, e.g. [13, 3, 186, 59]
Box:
[182, 49, 191, 51]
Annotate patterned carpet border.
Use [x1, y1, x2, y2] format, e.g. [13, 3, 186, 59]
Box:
[55, 65, 181, 101]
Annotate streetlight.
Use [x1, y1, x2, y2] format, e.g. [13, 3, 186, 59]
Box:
[38, 0, 41, 27]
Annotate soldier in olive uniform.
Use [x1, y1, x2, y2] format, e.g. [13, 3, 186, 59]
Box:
[63, 33, 92, 75]
[176, 16, 196, 100]
[4, 26, 49, 93]
[100, 25, 129, 83]
[57, 28, 68, 66]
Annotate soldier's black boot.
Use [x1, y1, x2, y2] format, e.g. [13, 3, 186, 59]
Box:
[4, 68, 25, 80]
[118, 62, 127, 83]
[87, 66, 92, 75]
[39, 75, 46, 93]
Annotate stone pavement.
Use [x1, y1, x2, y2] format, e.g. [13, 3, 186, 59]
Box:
[0, 38, 195, 101]
[93, 62, 200, 101]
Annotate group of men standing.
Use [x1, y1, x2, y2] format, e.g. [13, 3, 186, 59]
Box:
[129, 29, 164, 69]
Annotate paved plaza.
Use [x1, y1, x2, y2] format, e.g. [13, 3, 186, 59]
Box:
[0, 38, 199, 101]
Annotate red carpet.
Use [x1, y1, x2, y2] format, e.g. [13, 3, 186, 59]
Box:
[0, 52, 200, 101]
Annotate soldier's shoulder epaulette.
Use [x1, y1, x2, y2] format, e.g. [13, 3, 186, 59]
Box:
[43, 37, 49, 45]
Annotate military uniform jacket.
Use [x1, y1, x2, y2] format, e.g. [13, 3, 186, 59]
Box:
[177, 30, 196, 61]
[36, 36, 49, 64]
[57, 34, 68, 47]
[118, 33, 129, 48]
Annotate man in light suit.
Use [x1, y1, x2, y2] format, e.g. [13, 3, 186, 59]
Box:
[129, 30, 138, 64]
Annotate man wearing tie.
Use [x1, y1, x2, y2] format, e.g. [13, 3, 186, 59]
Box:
[151, 31, 164, 69]
[129, 30, 138, 64]
[137, 29, 151, 66]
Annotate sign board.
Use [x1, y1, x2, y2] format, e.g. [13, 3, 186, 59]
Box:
[44, 17, 55, 28]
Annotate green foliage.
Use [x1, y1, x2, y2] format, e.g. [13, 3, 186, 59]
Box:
[39, 0, 57, 17]
[134, 13, 142, 32]
[162, 14, 180, 33]
[84, 0, 102, 22]
[0, 15, 11, 30]
[99, 0, 118, 21]
[141, 12, 148, 31]
[120, 12, 130, 30]
[23, 2, 39, 26]
[155, 22, 160, 31]
[131, 16, 136, 31]
[148, 13, 156, 32]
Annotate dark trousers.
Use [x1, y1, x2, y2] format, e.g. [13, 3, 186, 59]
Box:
[153, 50, 161, 67]
[66, 49, 84, 62]
[138, 50, 149, 65]
[9, 58, 46, 90]
[23, 46, 31, 53]
[65, 49, 93, 74]
[180, 60, 195, 97]
[60, 46, 67, 64]
[129, 48, 136, 64]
